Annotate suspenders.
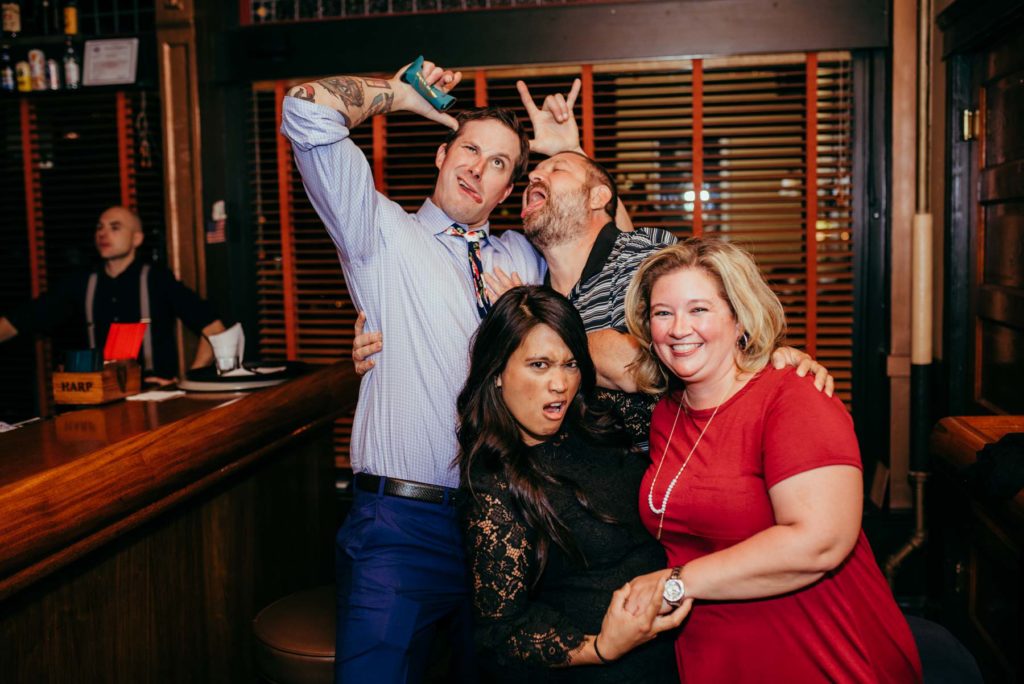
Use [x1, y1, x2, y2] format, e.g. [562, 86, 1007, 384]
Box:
[85, 272, 98, 349]
[84, 264, 154, 371]
[139, 265, 154, 371]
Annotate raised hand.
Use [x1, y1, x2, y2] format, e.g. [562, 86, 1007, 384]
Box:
[517, 78, 583, 157]
[287, 60, 461, 131]
[393, 59, 463, 129]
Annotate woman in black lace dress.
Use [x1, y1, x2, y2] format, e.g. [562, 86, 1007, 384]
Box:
[456, 286, 689, 683]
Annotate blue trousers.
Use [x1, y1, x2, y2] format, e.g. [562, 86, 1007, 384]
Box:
[334, 486, 476, 684]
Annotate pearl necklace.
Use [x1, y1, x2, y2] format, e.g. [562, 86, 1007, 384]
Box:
[647, 380, 733, 540]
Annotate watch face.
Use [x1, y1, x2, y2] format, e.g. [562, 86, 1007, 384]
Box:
[663, 578, 685, 604]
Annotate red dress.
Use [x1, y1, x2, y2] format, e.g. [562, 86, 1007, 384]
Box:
[641, 368, 922, 683]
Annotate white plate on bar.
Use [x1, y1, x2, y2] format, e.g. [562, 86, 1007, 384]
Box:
[178, 376, 289, 392]
[178, 363, 303, 393]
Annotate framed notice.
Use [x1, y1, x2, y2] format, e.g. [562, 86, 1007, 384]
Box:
[83, 38, 139, 86]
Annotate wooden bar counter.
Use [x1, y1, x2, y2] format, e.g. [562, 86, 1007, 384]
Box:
[0, 363, 358, 683]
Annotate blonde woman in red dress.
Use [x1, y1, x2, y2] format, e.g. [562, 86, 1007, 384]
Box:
[622, 238, 922, 683]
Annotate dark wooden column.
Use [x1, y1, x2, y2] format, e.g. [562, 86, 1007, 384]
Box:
[156, 0, 207, 375]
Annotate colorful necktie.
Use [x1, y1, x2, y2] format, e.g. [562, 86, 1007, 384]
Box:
[445, 224, 490, 319]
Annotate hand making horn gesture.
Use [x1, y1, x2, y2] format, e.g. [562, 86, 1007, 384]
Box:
[516, 78, 583, 157]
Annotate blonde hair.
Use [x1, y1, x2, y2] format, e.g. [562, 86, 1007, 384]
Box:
[624, 237, 787, 395]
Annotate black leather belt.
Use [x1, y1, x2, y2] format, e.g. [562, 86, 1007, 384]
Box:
[355, 473, 459, 506]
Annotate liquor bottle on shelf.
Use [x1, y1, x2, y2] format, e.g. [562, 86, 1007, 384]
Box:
[2, 1, 21, 40]
[63, 0, 77, 36]
[46, 57, 59, 89]
[28, 47, 44, 90]
[15, 58, 29, 92]
[62, 35, 78, 89]
[1, 43, 14, 92]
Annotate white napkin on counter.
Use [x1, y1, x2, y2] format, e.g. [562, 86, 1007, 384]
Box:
[127, 390, 186, 402]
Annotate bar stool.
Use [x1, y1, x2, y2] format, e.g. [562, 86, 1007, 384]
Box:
[905, 615, 983, 683]
[253, 585, 335, 684]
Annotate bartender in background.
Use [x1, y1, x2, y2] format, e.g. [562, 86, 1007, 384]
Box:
[0, 205, 227, 384]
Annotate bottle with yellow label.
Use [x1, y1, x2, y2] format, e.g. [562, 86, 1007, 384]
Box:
[15, 59, 30, 92]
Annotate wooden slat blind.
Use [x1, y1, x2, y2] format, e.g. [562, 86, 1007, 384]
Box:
[252, 52, 856, 472]
[35, 94, 126, 274]
[590, 55, 854, 398]
[31, 91, 166, 274]
[252, 89, 286, 360]
[592, 67, 698, 232]
[809, 56, 855, 396]
[19, 99, 51, 411]
[128, 92, 165, 256]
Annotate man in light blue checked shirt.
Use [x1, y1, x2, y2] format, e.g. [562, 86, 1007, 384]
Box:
[281, 59, 552, 683]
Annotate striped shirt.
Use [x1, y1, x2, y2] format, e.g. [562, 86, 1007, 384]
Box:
[281, 97, 545, 488]
[566, 223, 677, 331]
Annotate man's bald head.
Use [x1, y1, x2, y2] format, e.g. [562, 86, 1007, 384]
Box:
[95, 205, 144, 262]
[101, 206, 142, 232]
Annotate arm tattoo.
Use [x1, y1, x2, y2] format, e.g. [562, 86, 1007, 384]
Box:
[286, 84, 315, 102]
[317, 76, 365, 108]
[291, 75, 392, 128]
[364, 92, 394, 119]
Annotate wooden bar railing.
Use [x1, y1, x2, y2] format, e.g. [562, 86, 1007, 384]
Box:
[0, 364, 359, 683]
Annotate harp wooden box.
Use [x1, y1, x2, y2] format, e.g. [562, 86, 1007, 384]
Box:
[53, 360, 142, 405]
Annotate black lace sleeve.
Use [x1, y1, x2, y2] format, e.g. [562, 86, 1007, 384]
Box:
[463, 482, 586, 667]
[595, 388, 658, 445]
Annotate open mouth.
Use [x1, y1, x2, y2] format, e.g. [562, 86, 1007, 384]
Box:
[521, 183, 548, 218]
[458, 177, 483, 204]
[543, 400, 566, 419]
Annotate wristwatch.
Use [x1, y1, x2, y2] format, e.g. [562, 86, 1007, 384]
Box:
[662, 566, 686, 606]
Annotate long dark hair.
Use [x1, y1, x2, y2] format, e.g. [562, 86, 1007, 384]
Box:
[456, 286, 626, 583]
